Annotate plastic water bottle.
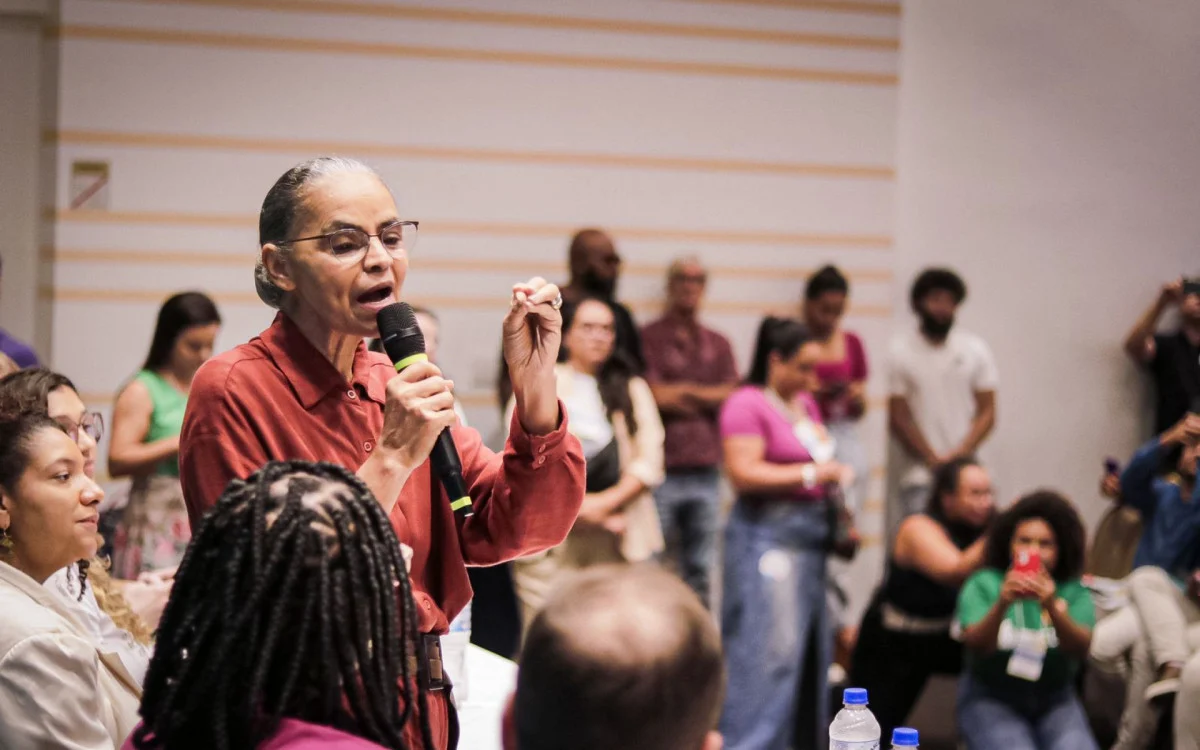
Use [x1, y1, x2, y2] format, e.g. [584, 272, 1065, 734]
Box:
[829, 687, 881, 749]
[891, 727, 919, 748]
[443, 600, 471, 701]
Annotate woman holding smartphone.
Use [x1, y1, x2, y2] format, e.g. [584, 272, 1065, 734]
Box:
[956, 491, 1097, 750]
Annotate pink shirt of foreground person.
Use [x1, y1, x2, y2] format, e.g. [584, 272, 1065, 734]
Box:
[123, 719, 389, 750]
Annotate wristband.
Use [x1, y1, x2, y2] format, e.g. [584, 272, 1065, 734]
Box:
[801, 464, 818, 488]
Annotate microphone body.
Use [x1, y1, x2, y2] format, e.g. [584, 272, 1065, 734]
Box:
[376, 303, 474, 519]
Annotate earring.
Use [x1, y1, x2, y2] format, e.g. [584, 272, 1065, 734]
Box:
[0, 527, 12, 552]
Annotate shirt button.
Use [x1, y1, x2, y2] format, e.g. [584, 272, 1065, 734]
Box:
[538, 444, 548, 454]
[537, 456, 547, 466]
[364, 441, 373, 452]
[347, 390, 357, 400]
[423, 599, 432, 611]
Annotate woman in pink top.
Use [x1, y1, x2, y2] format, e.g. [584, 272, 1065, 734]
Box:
[125, 461, 431, 750]
[802, 266, 869, 508]
[802, 265, 870, 665]
[718, 318, 853, 750]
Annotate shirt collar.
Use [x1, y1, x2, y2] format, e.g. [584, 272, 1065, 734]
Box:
[261, 313, 381, 410]
[0, 562, 91, 637]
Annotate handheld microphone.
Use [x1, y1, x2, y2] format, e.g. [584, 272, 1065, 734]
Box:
[376, 302, 473, 519]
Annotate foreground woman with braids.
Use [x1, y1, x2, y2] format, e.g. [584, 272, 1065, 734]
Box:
[0, 410, 140, 748]
[127, 461, 431, 750]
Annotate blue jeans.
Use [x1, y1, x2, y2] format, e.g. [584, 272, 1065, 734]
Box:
[654, 468, 720, 607]
[720, 500, 831, 750]
[957, 673, 1099, 750]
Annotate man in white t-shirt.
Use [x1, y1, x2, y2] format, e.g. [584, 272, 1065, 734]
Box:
[887, 268, 998, 536]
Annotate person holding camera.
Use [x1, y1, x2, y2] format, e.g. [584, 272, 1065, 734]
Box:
[1124, 277, 1200, 434]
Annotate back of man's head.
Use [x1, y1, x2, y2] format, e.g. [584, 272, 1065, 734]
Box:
[512, 564, 725, 750]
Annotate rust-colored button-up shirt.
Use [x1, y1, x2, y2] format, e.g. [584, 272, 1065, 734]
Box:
[179, 314, 585, 634]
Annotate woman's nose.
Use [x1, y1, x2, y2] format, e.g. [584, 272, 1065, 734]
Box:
[80, 478, 105, 506]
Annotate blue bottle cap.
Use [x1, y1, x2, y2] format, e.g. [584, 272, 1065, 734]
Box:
[892, 727, 919, 746]
[843, 687, 868, 705]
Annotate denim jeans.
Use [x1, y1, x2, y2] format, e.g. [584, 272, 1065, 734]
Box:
[957, 673, 1099, 750]
[825, 420, 868, 630]
[654, 468, 720, 607]
[720, 500, 831, 750]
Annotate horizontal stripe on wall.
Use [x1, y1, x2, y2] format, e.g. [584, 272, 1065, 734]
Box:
[49, 210, 894, 248]
[122, 0, 900, 50]
[678, 0, 900, 16]
[52, 25, 899, 86]
[43, 247, 895, 283]
[74, 391, 890, 412]
[47, 130, 895, 180]
[39, 285, 893, 316]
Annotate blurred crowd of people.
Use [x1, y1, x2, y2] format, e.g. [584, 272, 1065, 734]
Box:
[0, 155, 1197, 750]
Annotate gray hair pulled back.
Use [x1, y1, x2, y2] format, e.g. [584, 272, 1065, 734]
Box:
[255, 156, 380, 309]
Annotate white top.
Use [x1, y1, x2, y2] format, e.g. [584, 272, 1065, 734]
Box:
[887, 328, 999, 487]
[561, 370, 616, 459]
[0, 562, 142, 749]
[45, 566, 152, 686]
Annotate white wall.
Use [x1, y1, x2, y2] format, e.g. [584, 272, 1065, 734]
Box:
[0, 0, 53, 351]
[43, 0, 902, 611]
[895, 0, 1200, 529]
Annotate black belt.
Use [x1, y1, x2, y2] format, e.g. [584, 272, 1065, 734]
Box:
[409, 633, 450, 692]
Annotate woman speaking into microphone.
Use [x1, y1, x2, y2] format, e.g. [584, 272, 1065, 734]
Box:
[178, 157, 586, 749]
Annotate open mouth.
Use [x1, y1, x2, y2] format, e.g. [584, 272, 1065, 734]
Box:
[357, 285, 395, 305]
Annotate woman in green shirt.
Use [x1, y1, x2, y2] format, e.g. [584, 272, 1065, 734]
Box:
[956, 490, 1098, 750]
[109, 292, 221, 578]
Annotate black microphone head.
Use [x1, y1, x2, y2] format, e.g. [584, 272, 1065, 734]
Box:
[376, 302, 426, 364]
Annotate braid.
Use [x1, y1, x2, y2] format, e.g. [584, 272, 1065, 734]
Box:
[74, 559, 89, 601]
[134, 460, 430, 750]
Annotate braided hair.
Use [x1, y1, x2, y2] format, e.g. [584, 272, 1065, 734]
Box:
[133, 460, 431, 750]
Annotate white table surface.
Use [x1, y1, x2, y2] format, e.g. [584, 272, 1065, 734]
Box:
[455, 644, 517, 750]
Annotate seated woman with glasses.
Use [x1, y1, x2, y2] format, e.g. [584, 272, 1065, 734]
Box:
[0, 408, 141, 748]
[0, 368, 159, 682]
[109, 291, 221, 578]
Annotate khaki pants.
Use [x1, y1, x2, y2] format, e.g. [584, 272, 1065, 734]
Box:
[1099, 567, 1200, 750]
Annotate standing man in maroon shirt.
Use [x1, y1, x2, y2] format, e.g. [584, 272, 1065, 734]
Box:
[178, 157, 585, 750]
[641, 257, 739, 606]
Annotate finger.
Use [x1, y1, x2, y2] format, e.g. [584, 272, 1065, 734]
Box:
[418, 390, 457, 413]
[518, 276, 548, 293]
[393, 376, 454, 401]
[525, 281, 557, 305]
[391, 360, 443, 383]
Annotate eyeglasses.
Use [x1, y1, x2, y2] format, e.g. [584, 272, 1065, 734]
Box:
[282, 220, 419, 265]
[55, 412, 104, 445]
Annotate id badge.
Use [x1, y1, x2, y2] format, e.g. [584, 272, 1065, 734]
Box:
[1006, 629, 1047, 682]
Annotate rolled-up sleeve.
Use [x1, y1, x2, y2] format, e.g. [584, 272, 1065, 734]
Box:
[623, 377, 665, 490]
[456, 402, 585, 565]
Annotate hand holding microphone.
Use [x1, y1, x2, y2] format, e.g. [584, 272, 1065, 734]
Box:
[377, 303, 474, 519]
[378, 360, 459, 472]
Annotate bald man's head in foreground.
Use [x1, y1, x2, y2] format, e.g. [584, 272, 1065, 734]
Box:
[506, 564, 725, 750]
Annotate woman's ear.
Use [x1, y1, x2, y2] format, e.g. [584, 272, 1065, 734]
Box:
[261, 244, 297, 293]
[0, 493, 11, 537]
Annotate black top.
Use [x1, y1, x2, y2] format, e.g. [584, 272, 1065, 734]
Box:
[1150, 331, 1200, 434]
[881, 514, 984, 619]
